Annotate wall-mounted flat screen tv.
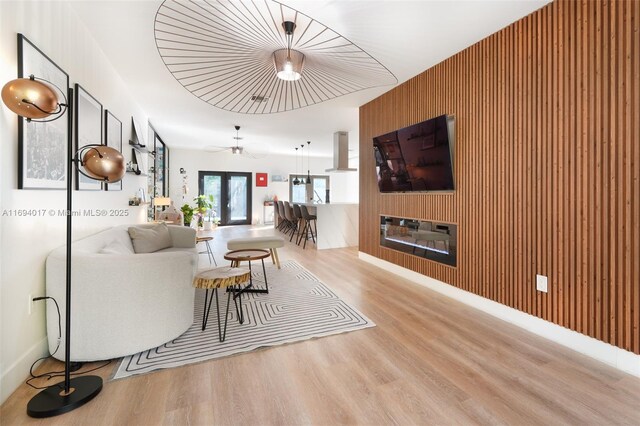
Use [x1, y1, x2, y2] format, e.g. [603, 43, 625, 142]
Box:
[373, 114, 455, 193]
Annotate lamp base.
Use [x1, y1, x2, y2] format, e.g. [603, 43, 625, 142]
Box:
[26, 375, 102, 418]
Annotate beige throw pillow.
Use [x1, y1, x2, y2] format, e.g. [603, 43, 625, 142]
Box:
[128, 223, 172, 254]
[99, 240, 134, 255]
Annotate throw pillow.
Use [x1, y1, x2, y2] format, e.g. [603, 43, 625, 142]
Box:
[128, 223, 172, 254]
[99, 240, 134, 255]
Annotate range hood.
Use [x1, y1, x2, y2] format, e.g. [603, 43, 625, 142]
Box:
[325, 131, 357, 172]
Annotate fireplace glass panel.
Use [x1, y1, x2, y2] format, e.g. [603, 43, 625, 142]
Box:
[380, 216, 457, 266]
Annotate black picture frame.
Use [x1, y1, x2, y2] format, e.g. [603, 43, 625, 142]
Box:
[154, 133, 167, 197]
[17, 34, 70, 190]
[74, 84, 103, 191]
[105, 110, 122, 191]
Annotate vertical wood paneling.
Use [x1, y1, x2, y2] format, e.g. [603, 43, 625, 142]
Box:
[359, 0, 640, 355]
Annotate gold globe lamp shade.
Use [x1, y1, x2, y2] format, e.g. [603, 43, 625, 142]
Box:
[1, 77, 60, 120]
[82, 146, 126, 183]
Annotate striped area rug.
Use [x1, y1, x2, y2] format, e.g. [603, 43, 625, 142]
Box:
[112, 260, 375, 379]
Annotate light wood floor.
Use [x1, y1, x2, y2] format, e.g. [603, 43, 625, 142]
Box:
[2, 225, 639, 425]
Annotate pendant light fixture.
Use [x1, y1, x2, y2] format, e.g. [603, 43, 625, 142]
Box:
[299, 144, 306, 184]
[293, 147, 300, 185]
[274, 21, 305, 81]
[232, 125, 243, 155]
[306, 140, 312, 185]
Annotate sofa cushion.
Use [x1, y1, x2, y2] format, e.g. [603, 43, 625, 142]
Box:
[128, 223, 172, 253]
[99, 240, 134, 255]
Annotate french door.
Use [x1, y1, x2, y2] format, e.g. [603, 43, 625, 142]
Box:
[199, 171, 252, 226]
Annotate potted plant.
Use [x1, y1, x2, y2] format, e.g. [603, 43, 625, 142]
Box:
[181, 204, 194, 227]
[194, 194, 214, 230]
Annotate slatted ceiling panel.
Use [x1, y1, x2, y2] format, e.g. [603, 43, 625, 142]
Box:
[359, 0, 639, 354]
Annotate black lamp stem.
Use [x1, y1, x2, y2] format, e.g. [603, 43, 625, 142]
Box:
[64, 86, 73, 392]
[26, 87, 102, 418]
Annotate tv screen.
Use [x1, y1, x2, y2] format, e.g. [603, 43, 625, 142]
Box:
[373, 114, 454, 193]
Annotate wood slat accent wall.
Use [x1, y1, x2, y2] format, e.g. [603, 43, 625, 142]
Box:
[359, 0, 639, 354]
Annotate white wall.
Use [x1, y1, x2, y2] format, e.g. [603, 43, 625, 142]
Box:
[0, 1, 148, 403]
[169, 149, 359, 224]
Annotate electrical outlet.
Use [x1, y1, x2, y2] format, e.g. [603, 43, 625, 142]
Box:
[28, 294, 33, 315]
[536, 274, 548, 293]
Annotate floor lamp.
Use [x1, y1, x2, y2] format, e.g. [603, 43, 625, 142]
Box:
[2, 76, 125, 417]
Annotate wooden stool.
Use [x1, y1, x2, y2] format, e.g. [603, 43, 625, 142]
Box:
[196, 236, 217, 266]
[193, 266, 250, 342]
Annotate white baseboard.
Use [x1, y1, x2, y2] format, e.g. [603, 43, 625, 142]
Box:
[0, 337, 48, 404]
[358, 252, 640, 378]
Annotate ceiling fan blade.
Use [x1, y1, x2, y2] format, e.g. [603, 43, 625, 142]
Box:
[241, 149, 268, 159]
[204, 145, 231, 153]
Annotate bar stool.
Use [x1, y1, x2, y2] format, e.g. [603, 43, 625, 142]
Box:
[292, 204, 305, 246]
[273, 201, 281, 229]
[299, 205, 317, 249]
[279, 201, 291, 233]
[283, 202, 299, 242]
[196, 236, 217, 266]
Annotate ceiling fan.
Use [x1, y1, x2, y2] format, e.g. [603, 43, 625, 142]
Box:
[205, 125, 269, 159]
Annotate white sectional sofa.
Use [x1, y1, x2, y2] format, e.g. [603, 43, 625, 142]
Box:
[45, 224, 198, 362]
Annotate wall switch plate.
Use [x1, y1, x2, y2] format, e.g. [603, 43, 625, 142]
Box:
[536, 274, 548, 293]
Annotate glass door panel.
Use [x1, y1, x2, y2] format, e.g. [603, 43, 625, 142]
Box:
[228, 174, 248, 223]
[202, 174, 222, 222]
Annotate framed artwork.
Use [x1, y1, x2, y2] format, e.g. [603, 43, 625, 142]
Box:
[132, 117, 146, 146]
[74, 84, 103, 190]
[154, 134, 166, 196]
[105, 110, 122, 191]
[133, 149, 148, 175]
[256, 173, 268, 187]
[17, 34, 69, 189]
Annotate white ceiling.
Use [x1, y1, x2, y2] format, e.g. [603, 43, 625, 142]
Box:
[70, 0, 550, 157]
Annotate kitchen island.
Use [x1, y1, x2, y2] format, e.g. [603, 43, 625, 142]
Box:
[299, 202, 358, 250]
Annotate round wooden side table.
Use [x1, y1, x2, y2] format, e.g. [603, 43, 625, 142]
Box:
[196, 236, 216, 265]
[193, 266, 250, 342]
[224, 249, 271, 294]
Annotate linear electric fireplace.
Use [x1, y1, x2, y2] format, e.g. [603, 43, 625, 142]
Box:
[380, 216, 457, 266]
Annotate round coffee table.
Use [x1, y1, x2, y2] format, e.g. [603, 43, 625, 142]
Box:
[224, 249, 271, 294]
[193, 266, 250, 342]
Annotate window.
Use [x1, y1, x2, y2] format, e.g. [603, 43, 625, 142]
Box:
[289, 175, 330, 203]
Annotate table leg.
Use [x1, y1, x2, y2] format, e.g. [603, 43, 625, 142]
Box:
[232, 284, 244, 324]
[273, 248, 281, 269]
[202, 289, 214, 331]
[206, 241, 217, 266]
[227, 258, 269, 294]
[215, 288, 232, 342]
[261, 258, 269, 293]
